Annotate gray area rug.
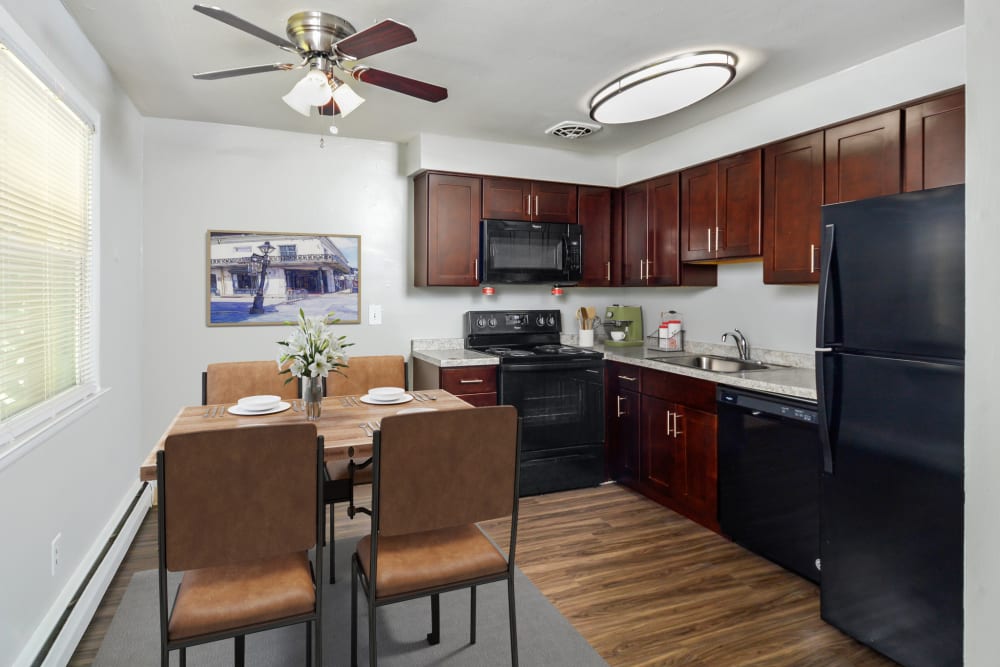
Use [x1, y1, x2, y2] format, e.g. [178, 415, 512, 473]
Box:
[94, 537, 607, 666]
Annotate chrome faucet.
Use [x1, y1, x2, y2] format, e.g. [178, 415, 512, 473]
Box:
[722, 329, 750, 360]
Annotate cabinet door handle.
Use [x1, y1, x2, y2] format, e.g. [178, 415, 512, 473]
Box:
[665, 410, 673, 436]
[707, 228, 712, 252]
[716, 226, 721, 253]
[616, 395, 625, 418]
[606, 261, 611, 281]
[525, 194, 531, 216]
[810, 243, 817, 273]
[535, 195, 539, 217]
[640, 258, 646, 280]
[645, 259, 652, 279]
[673, 411, 683, 436]
[459, 378, 485, 384]
[617, 375, 637, 382]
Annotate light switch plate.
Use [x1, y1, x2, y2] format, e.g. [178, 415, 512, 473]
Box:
[368, 304, 382, 325]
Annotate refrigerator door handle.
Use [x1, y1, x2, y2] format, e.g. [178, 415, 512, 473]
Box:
[816, 349, 834, 474]
[816, 223, 835, 347]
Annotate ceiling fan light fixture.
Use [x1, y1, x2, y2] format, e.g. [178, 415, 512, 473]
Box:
[589, 51, 737, 124]
[282, 68, 333, 116]
[331, 79, 365, 117]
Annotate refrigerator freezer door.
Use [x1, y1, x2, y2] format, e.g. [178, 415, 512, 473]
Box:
[821, 351, 963, 667]
[818, 184, 964, 360]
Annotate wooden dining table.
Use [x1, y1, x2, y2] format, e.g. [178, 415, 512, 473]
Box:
[139, 389, 471, 482]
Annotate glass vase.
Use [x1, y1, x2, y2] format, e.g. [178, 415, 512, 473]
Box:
[301, 375, 323, 421]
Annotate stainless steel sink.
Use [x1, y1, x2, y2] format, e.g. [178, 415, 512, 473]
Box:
[649, 354, 770, 373]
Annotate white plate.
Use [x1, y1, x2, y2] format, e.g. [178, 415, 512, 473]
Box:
[359, 394, 414, 405]
[396, 407, 437, 415]
[237, 394, 282, 411]
[368, 386, 406, 401]
[228, 401, 291, 416]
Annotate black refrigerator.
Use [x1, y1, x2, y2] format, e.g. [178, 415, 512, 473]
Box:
[816, 184, 964, 667]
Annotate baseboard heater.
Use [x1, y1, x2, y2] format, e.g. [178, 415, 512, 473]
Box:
[27, 482, 152, 667]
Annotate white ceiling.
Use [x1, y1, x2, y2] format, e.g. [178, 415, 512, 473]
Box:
[61, 0, 963, 155]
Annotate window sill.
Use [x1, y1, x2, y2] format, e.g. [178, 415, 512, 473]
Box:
[0, 387, 110, 473]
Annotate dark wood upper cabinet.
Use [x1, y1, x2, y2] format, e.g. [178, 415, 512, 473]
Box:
[763, 132, 824, 284]
[680, 162, 717, 262]
[646, 174, 682, 286]
[621, 182, 648, 286]
[577, 186, 614, 286]
[681, 150, 761, 261]
[824, 109, 901, 204]
[482, 177, 577, 223]
[904, 90, 965, 192]
[717, 150, 762, 258]
[413, 172, 482, 286]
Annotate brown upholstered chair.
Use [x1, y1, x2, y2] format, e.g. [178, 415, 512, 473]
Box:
[156, 424, 324, 667]
[202, 360, 299, 405]
[351, 405, 521, 666]
[323, 355, 406, 584]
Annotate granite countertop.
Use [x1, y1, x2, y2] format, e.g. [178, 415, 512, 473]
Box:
[411, 348, 499, 368]
[410, 336, 815, 400]
[600, 343, 817, 401]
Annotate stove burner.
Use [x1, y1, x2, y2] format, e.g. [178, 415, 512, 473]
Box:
[534, 344, 581, 354]
[485, 347, 535, 357]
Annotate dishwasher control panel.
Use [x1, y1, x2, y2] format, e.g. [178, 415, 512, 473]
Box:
[718, 388, 818, 424]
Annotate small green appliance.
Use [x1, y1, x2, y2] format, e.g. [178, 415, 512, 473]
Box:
[603, 305, 644, 347]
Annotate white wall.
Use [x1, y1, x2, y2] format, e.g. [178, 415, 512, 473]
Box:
[964, 0, 999, 663]
[0, 1, 145, 665]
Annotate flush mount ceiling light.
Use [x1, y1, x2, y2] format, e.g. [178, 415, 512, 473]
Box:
[589, 51, 737, 124]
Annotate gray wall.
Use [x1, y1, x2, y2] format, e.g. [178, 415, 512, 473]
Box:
[0, 1, 144, 664]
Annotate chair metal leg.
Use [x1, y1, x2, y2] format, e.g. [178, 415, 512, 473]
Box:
[234, 635, 245, 667]
[179, 647, 186, 667]
[161, 646, 169, 667]
[351, 557, 358, 667]
[306, 620, 312, 666]
[328, 502, 337, 584]
[508, 576, 518, 667]
[368, 589, 378, 667]
[314, 618, 322, 667]
[426, 593, 441, 645]
[470, 585, 477, 644]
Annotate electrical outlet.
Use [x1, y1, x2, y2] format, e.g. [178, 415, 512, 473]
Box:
[51, 533, 61, 576]
[368, 304, 382, 325]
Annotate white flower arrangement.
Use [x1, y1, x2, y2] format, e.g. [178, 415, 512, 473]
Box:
[277, 308, 352, 381]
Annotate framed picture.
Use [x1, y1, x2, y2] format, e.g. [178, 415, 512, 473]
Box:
[207, 230, 361, 326]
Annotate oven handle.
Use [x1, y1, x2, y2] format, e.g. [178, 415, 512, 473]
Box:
[500, 360, 605, 373]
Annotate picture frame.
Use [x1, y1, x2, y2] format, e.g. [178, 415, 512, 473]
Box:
[207, 230, 361, 326]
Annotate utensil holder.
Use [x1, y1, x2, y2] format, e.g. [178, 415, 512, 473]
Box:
[579, 329, 594, 347]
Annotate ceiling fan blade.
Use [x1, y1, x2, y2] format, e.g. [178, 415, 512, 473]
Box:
[334, 19, 416, 59]
[193, 5, 299, 53]
[193, 63, 297, 80]
[352, 67, 448, 102]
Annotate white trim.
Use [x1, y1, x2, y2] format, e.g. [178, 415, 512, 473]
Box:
[14, 482, 152, 667]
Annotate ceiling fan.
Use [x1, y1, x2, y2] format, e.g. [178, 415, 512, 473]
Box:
[191, 5, 448, 119]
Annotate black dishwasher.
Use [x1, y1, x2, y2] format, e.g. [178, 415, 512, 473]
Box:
[717, 387, 821, 583]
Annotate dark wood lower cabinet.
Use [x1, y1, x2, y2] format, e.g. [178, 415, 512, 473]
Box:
[412, 359, 498, 406]
[606, 362, 719, 532]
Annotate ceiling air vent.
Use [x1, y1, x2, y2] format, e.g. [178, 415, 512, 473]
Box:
[545, 120, 602, 140]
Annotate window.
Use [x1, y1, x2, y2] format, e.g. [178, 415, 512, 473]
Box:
[0, 40, 97, 449]
[279, 244, 297, 260]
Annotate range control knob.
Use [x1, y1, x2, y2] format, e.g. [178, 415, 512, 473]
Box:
[536, 315, 546, 327]
[488, 317, 498, 328]
[547, 315, 556, 326]
[476, 316, 487, 329]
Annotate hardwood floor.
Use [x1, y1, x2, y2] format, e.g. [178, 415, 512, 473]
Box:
[69, 483, 896, 666]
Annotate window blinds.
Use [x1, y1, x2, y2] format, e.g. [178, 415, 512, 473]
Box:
[0, 42, 96, 428]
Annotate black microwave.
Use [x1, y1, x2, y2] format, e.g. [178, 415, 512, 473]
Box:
[479, 219, 582, 284]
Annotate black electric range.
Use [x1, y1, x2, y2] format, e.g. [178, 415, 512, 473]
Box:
[465, 310, 605, 496]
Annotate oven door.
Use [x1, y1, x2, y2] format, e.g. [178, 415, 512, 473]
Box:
[499, 360, 605, 495]
[480, 219, 581, 284]
[498, 360, 604, 452]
